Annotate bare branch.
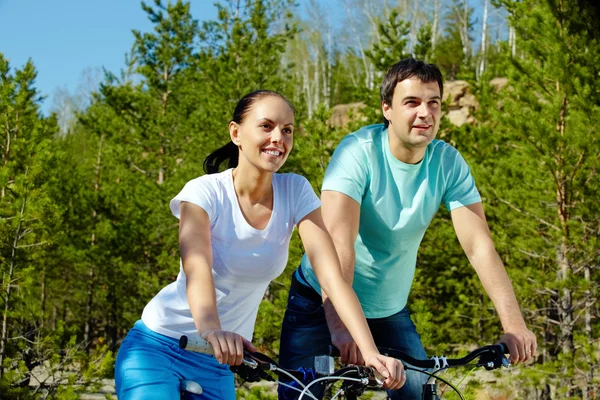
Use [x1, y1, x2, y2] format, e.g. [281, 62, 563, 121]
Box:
[16, 241, 49, 249]
[491, 191, 561, 231]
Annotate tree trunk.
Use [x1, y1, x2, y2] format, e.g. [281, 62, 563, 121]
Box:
[509, 26, 516, 57]
[84, 132, 105, 348]
[0, 195, 26, 378]
[556, 93, 574, 397]
[431, 0, 440, 53]
[342, 0, 373, 90]
[477, 0, 489, 80]
[584, 264, 594, 399]
[460, 0, 470, 63]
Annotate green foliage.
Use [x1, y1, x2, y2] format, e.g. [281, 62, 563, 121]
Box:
[364, 10, 410, 73]
[414, 24, 434, 62]
[461, 0, 600, 394]
[0, 53, 113, 399]
[432, 0, 476, 80]
[237, 383, 278, 400]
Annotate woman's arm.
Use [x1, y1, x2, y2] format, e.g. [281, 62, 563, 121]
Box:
[179, 201, 255, 365]
[298, 207, 404, 389]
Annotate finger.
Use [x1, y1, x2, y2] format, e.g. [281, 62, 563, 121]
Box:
[399, 366, 407, 389]
[347, 344, 358, 365]
[226, 333, 239, 366]
[216, 333, 231, 365]
[207, 334, 224, 364]
[505, 339, 520, 365]
[340, 345, 349, 364]
[529, 334, 538, 361]
[516, 338, 526, 364]
[242, 337, 257, 352]
[370, 358, 390, 385]
[390, 361, 405, 390]
[234, 335, 244, 366]
[523, 341, 532, 363]
[356, 348, 365, 366]
[524, 337, 536, 363]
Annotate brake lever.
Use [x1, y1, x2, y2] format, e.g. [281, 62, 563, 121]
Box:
[479, 344, 510, 370]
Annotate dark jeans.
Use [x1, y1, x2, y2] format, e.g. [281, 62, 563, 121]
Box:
[278, 272, 428, 400]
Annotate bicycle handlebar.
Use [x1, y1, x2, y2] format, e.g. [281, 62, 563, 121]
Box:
[180, 334, 509, 371]
[179, 335, 214, 355]
[328, 343, 510, 370]
[180, 335, 509, 400]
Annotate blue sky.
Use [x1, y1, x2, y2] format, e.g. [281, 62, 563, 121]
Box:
[0, 0, 218, 114]
[0, 0, 492, 116]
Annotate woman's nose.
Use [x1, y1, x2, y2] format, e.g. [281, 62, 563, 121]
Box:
[271, 128, 282, 142]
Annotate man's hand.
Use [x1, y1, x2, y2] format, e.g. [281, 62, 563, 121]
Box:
[324, 298, 364, 365]
[499, 327, 537, 364]
[331, 328, 364, 365]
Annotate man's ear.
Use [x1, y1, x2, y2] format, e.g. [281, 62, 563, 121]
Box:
[382, 101, 392, 122]
[229, 121, 241, 145]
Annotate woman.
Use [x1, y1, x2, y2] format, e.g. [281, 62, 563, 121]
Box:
[114, 90, 405, 399]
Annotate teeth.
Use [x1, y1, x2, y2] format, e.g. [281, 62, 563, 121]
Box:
[263, 150, 281, 156]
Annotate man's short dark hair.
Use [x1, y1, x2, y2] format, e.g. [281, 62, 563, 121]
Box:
[380, 58, 444, 127]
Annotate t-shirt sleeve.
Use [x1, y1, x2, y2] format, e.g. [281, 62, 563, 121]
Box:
[293, 175, 321, 225]
[442, 150, 481, 211]
[169, 177, 217, 221]
[321, 135, 368, 204]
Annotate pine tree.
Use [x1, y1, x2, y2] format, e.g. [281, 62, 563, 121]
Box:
[463, 0, 600, 396]
[0, 54, 112, 399]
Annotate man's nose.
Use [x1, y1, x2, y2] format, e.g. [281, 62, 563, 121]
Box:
[417, 102, 430, 117]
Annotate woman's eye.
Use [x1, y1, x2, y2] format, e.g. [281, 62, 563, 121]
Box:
[283, 128, 293, 134]
[261, 124, 271, 129]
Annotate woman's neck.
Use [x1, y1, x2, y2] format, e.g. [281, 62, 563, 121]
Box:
[231, 164, 273, 205]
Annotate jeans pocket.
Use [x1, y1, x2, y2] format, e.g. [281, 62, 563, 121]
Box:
[286, 291, 323, 316]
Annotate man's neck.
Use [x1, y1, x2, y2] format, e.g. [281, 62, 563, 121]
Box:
[388, 138, 427, 164]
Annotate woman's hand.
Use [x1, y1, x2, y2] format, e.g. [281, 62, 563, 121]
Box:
[200, 330, 257, 366]
[363, 353, 406, 390]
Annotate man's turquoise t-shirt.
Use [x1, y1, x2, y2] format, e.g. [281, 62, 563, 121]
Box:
[299, 124, 481, 318]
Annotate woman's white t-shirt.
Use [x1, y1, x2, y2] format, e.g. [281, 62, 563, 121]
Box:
[141, 169, 321, 341]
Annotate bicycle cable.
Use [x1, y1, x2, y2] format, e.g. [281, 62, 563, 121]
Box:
[298, 376, 368, 400]
[439, 365, 477, 399]
[273, 367, 319, 400]
[404, 365, 466, 400]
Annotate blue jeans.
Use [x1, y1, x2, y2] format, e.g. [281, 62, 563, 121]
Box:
[115, 320, 235, 400]
[278, 272, 428, 400]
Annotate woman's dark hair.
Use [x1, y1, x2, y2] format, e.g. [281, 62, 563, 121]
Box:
[203, 90, 294, 174]
[380, 58, 444, 127]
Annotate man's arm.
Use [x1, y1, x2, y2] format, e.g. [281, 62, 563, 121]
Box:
[320, 190, 363, 364]
[451, 202, 537, 364]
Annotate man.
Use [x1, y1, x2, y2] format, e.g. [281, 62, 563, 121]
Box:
[278, 58, 537, 399]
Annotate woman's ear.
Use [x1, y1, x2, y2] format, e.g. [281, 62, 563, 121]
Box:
[229, 121, 241, 146]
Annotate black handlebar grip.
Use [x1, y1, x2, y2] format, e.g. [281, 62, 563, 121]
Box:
[498, 343, 509, 354]
[179, 335, 188, 349]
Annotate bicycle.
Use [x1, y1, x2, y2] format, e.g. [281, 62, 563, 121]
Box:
[178, 335, 510, 400]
